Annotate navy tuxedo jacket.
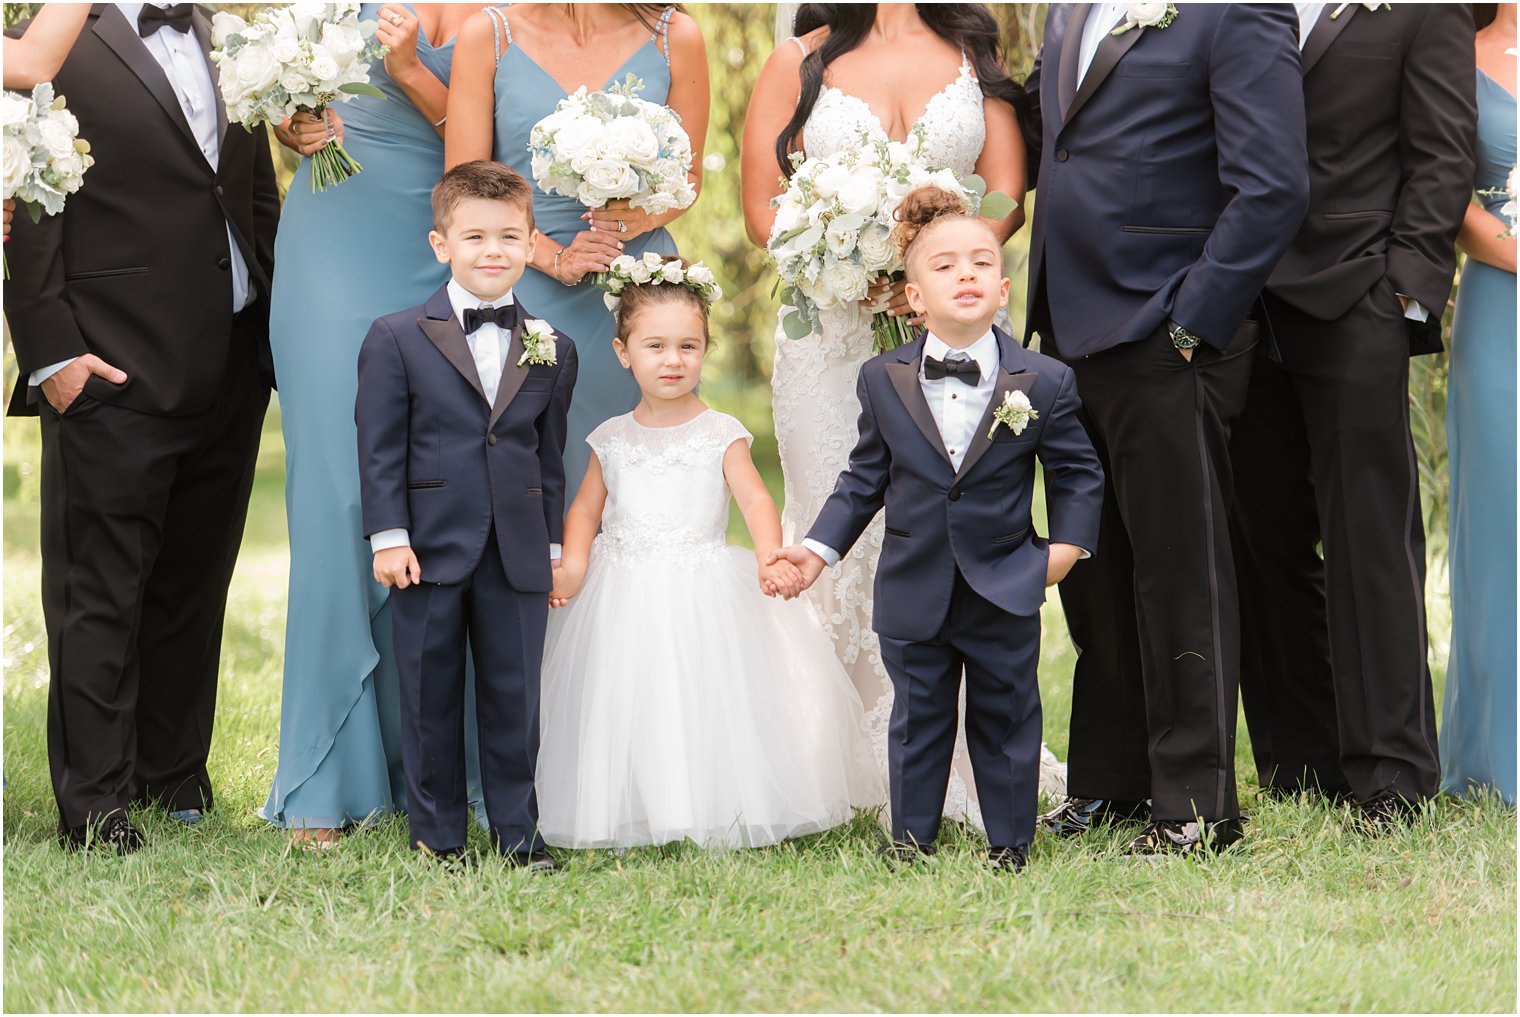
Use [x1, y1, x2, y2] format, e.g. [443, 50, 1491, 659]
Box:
[1024, 3, 1310, 356]
[356, 284, 578, 592]
[807, 328, 1104, 642]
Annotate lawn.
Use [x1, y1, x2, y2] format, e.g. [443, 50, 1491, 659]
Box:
[3, 393, 1514, 1013]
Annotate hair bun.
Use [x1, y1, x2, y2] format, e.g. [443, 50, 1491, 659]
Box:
[893, 185, 971, 261]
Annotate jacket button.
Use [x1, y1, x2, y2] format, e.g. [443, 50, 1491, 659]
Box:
[1055, 149, 1069, 163]
[948, 488, 961, 502]
[217, 257, 231, 270]
[215, 184, 224, 196]
[487, 433, 497, 446]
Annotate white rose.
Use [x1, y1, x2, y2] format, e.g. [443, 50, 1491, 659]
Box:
[210, 10, 249, 46]
[609, 254, 638, 275]
[629, 259, 653, 284]
[320, 22, 364, 67]
[812, 161, 852, 200]
[3, 134, 31, 199]
[1, 91, 32, 129]
[549, 115, 602, 169]
[271, 38, 301, 65]
[687, 264, 715, 288]
[836, 173, 880, 217]
[856, 224, 895, 272]
[280, 70, 310, 95]
[308, 46, 341, 87]
[36, 118, 76, 162]
[659, 261, 685, 284]
[1127, 2, 1169, 27]
[771, 198, 806, 239]
[928, 168, 966, 199]
[235, 45, 283, 96]
[581, 159, 640, 201]
[819, 257, 869, 305]
[602, 116, 659, 166]
[289, 2, 329, 38]
[641, 250, 665, 271]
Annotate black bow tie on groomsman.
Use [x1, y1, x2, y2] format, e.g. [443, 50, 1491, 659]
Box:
[923, 354, 981, 386]
[137, 3, 195, 36]
[463, 303, 519, 334]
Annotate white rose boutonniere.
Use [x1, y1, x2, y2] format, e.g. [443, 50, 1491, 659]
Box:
[988, 388, 1039, 440]
[1330, 2, 1391, 20]
[518, 319, 559, 368]
[1112, 2, 1178, 36]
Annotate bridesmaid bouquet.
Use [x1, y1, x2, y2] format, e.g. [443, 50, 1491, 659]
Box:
[210, 3, 386, 192]
[2, 83, 94, 278]
[528, 75, 697, 216]
[768, 125, 1015, 353]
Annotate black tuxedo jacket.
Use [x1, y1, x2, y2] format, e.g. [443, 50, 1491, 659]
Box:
[356, 285, 578, 593]
[1023, 3, 1309, 357]
[4, 3, 280, 417]
[1265, 3, 1477, 353]
[807, 328, 1104, 642]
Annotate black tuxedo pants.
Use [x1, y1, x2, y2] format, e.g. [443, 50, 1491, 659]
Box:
[1230, 282, 1439, 802]
[877, 572, 1043, 850]
[1053, 324, 1257, 823]
[390, 528, 546, 855]
[39, 335, 268, 832]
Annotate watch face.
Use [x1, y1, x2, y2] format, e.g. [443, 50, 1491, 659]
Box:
[1169, 325, 1201, 350]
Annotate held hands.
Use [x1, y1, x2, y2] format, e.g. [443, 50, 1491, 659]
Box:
[583, 199, 656, 243]
[765, 545, 828, 594]
[3, 197, 12, 239]
[862, 277, 924, 327]
[277, 110, 345, 157]
[40, 354, 127, 414]
[374, 546, 422, 589]
[758, 557, 804, 599]
[374, 4, 421, 76]
[553, 229, 624, 286]
[548, 560, 586, 608]
[1046, 542, 1083, 587]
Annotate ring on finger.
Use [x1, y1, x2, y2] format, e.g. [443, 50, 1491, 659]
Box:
[388, 13, 403, 25]
[617, 220, 628, 234]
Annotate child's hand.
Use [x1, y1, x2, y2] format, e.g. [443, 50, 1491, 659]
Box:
[766, 545, 828, 592]
[549, 560, 585, 608]
[1046, 542, 1084, 587]
[374, 546, 421, 589]
[759, 558, 804, 599]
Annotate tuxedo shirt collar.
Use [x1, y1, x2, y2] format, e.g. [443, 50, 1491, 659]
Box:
[922, 328, 998, 385]
[446, 278, 516, 326]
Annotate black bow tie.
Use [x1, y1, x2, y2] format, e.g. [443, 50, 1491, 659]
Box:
[462, 303, 518, 334]
[924, 354, 981, 386]
[138, 3, 195, 37]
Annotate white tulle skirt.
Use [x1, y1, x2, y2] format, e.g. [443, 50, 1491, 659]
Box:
[536, 543, 885, 849]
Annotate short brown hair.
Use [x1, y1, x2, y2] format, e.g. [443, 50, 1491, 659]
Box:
[431, 160, 535, 233]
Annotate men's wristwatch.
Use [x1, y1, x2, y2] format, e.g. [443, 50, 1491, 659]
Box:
[1167, 320, 1202, 351]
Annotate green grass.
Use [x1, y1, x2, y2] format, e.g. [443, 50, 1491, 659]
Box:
[4, 399, 1515, 1013]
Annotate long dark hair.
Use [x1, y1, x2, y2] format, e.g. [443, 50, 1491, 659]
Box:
[775, 4, 1028, 177]
[1473, 4, 1497, 30]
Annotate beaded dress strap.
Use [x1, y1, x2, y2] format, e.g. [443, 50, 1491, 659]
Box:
[483, 5, 510, 64]
[655, 5, 674, 63]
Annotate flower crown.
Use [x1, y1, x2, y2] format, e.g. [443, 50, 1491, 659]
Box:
[597, 252, 723, 312]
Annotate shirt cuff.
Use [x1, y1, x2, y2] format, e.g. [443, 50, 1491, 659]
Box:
[1397, 295, 1430, 323]
[29, 358, 77, 386]
[801, 538, 841, 568]
[370, 528, 411, 553]
[549, 543, 562, 561]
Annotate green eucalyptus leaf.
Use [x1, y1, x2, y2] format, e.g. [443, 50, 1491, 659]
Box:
[782, 311, 811, 341]
[978, 190, 1017, 221]
[339, 82, 387, 99]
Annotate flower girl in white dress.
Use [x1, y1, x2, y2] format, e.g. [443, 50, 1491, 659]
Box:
[537, 258, 883, 849]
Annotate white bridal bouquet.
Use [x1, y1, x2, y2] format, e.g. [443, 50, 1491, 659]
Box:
[210, 2, 386, 192]
[768, 125, 1015, 352]
[529, 75, 697, 216]
[2, 83, 93, 277]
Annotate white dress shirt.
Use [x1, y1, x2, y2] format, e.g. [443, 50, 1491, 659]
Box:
[1077, 2, 1130, 87]
[802, 330, 999, 569]
[31, 2, 253, 387]
[370, 280, 560, 562]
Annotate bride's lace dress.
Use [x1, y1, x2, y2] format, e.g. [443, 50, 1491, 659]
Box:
[771, 47, 1067, 828]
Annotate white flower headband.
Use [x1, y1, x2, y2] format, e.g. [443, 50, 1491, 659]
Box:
[597, 252, 723, 312]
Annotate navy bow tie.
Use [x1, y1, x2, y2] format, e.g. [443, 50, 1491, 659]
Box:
[924, 355, 981, 386]
[463, 303, 518, 334]
[138, 4, 194, 36]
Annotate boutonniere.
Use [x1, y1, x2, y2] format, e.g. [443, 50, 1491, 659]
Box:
[1112, 2, 1178, 36]
[1330, 2, 1390, 19]
[988, 388, 1039, 440]
[518, 319, 558, 368]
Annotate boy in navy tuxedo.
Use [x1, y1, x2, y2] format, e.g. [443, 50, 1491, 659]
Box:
[773, 188, 1104, 870]
[357, 161, 577, 867]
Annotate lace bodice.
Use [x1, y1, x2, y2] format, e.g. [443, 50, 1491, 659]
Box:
[801, 54, 986, 176]
[587, 410, 753, 564]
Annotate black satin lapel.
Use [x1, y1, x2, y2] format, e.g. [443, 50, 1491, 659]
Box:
[1065, 15, 1146, 126]
[1058, 4, 1092, 122]
[1301, 5, 1356, 76]
[955, 371, 1039, 482]
[92, 8, 206, 166]
[884, 360, 952, 467]
[488, 318, 530, 431]
[191, 8, 229, 143]
[420, 317, 490, 405]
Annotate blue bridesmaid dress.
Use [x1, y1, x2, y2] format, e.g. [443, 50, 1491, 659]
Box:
[263, 5, 482, 829]
[1440, 68, 1517, 805]
[482, 5, 680, 500]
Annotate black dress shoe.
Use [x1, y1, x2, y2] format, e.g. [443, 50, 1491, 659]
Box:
[61, 813, 143, 855]
[877, 840, 934, 867]
[1355, 789, 1420, 833]
[986, 845, 1028, 873]
[506, 849, 559, 873]
[417, 844, 470, 868]
[1038, 796, 1150, 837]
[1127, 817, 1243, 856]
